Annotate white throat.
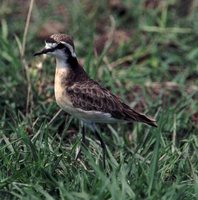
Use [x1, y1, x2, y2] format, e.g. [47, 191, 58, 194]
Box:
[56, 57, 70, 69]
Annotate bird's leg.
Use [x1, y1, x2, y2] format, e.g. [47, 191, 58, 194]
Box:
[75, 121, 86, 160]
[93, 130, 106, 169]
[91, 123, 106, 169]
[81, 125, 86, 146]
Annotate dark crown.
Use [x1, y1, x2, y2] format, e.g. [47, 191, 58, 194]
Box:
[46, 34, 75, 50]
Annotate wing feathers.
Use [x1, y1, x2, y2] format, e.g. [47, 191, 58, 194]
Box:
[122, 106, 157, 127]
[67, 81, 157, 127]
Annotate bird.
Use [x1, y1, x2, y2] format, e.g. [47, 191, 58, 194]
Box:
[34, 33, 157, 168]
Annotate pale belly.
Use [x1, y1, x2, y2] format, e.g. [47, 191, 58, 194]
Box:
[55, 87, 118, 124]
[54, 68, 119, 124]
[56, 98, 119, 124]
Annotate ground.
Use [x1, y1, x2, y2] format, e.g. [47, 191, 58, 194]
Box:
[0, 0, 198, 199]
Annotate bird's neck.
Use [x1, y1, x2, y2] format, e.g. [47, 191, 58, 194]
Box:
[56, 55, 78, 69]
[55, 56, 88, 85]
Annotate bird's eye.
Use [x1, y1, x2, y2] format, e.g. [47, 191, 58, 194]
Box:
[57, 43, 65, 49]
[45, 38, 56, 43]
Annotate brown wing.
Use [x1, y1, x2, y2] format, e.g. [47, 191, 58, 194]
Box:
[67, 80, 157, 127]
[67, 80, 125, 118]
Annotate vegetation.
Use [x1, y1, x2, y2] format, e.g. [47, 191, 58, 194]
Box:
[0, 0, 197, 199]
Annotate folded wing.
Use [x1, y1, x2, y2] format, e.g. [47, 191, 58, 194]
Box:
[67, 80, 157, 127]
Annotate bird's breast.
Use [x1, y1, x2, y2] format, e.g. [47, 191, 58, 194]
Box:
[54, 67, 75, 114]
[54, 66, 120, 123]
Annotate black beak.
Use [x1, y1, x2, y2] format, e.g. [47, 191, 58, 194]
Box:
[34, 48, 51, 56]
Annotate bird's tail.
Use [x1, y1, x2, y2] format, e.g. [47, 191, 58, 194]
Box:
[123, 106, 157, 127]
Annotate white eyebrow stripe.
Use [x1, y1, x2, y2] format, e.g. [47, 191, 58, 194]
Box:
[45, 42, 58, 49]
[60, 41, 76, 57]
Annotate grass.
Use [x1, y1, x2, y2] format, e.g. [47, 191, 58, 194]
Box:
[0, 0, 198, 199]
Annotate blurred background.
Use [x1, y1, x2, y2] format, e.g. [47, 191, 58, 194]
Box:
[0, 0, 197, 121]
[0, 0, 198, 199]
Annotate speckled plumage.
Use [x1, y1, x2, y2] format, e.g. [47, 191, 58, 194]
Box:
[35, 33, 157, 127]
[34, 33, 158, 168]
[47, 34, 75, 50]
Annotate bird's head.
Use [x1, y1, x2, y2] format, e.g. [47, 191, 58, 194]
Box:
[34, 33, 76, 60]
